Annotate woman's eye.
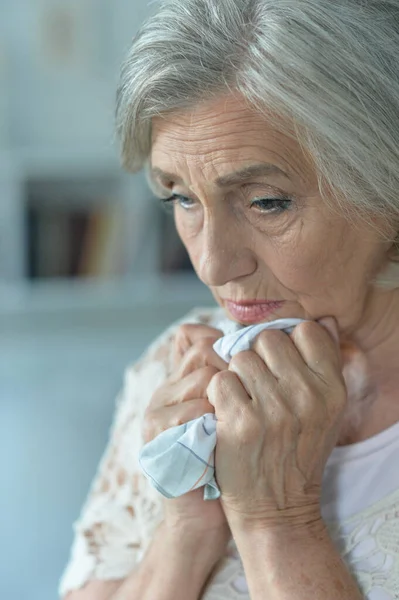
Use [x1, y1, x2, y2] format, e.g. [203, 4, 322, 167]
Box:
[160, 194, 196, 210]
[250, 197, 292, 213]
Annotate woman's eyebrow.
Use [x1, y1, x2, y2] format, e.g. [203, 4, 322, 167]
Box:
[150, 167, 183, 187]
[150, 163, 290, 188]
[215, 164, 290, 186]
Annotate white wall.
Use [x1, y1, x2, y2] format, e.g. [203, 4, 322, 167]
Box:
[1, 0, 153, 150]
[0, 0, 163, 284]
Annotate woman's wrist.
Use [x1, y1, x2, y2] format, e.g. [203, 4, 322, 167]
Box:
[112, 521, 229, 600]
[161, 520, 230, 576]
[229, 517, 362, 600]
[156, 521, 229, 596]
[223, 500, 323, 537]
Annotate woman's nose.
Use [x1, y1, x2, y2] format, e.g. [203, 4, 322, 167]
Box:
[195, 222, 257, 287]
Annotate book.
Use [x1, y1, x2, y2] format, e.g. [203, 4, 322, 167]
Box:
[79, 204, 124, 278]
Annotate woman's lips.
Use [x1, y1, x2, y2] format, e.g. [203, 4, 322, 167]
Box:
[225, 300, 285, 324]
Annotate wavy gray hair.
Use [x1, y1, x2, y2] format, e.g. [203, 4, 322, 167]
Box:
[116, 0, 399, 285]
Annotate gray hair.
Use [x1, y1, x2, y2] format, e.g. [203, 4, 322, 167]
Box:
[116, 0, 399, 283]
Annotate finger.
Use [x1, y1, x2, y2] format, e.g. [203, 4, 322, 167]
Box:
[226, 348, 305, 437]
[248, 331, 333, 424]
[143, 398, 214, 443]
[173, 324, 223, 367]
[171, 337, 228, 381]
[208, 366, 295, 458]
[318, 316, 340, 347]
[227, 350, 279, 406]
[207, 369, 252, 423]
[290, 321, 341, 380]
[252, 329, 304, 382]
[151, 365, 219, 409]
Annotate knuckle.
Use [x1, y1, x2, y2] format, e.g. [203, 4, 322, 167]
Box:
[173, 399, 213, 428]
[256, 329, 283, 347]
[209, 370, 223, 390]
[259, 329, 280, 341]
[229, 350, 252, 370]
[197, 365, 220, 387]
[297, 321, 317, 335]
[201, 364, 220, 380]
[177, 324, 192, 336]
[171, 411, 187, 428]
[199, 396, 214, 412]
[174, 325, 191, 348]
[197, 398, 215, 417]
[209, 369, 232, 391]
[174, 326, 222, 368]
[194, 337, 214, 354]
[292, 321, 317, 343]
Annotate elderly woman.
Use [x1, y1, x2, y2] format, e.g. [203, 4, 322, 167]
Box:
[60, 0, 399, 598]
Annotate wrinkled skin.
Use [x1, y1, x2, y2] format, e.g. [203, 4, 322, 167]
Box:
[148, 92, 399, 530]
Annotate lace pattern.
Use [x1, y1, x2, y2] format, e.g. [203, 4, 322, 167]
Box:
[60, 307, 399, 599]
[59, 308, 230, 597]
[327, 488, 399, 598]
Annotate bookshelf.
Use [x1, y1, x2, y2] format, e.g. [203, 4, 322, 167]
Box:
[1, 148, 135, 281]
[0, 0, 209, 316]
[26, 175, 126, 279]
[0, 146, 208, 314]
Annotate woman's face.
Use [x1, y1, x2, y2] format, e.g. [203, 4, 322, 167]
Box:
[151, 94, 390, 333]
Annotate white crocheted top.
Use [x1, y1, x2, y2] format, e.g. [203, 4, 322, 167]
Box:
[59, 308, 399, 600]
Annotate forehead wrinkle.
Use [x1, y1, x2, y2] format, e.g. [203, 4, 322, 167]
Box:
[152, 148, 316, 193]
[152, 103, 318, 191]
[153, 122, 309, 172]
[158, 122, 280, 149]
[180, 98, 252, 129]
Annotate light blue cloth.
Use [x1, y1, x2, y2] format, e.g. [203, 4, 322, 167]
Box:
[139, 318, 305, 500]
[139, 413, 220, 500]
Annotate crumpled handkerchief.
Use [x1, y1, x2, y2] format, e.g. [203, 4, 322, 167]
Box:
[138, 317, 305, 500]
[213, 318, 305, 362]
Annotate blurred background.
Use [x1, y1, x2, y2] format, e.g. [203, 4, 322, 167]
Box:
[0, 1, 214, 598]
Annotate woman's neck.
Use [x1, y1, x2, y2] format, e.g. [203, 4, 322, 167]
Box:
[338, 288, 399, 445]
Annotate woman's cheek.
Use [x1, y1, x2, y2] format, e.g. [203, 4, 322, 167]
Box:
[175, 207, 203, 240]
[263, 230, 322, 285]
[174, 212, 205, 273]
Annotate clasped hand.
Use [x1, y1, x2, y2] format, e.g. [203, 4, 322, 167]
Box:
[144, 318, 365, 543]
[207, 318, 347, 531]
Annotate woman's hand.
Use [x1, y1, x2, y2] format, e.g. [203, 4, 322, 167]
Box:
[206, 318, 348, 532]
[142, 323, 230, 544]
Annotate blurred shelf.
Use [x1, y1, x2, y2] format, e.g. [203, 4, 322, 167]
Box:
[2, 145, 121, 178]
[0, 274, 215, 316]
[0, 150, 151, 283]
